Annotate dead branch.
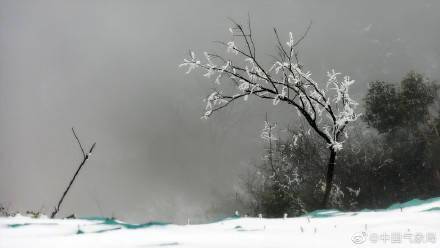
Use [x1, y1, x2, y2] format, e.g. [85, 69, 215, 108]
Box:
[50, 128, 96, 218]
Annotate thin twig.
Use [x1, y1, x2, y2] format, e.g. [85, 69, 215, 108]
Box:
[72, 127, 85, 158]
[51, 129, 96, 218]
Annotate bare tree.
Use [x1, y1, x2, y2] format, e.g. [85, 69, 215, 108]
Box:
[179, 19, 360, 208]
[51, 128, 96, 218]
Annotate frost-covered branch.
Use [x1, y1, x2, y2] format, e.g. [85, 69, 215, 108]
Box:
[180, 22, 360, 150]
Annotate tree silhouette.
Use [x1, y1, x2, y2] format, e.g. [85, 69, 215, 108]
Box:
[179, 19, 360, 208]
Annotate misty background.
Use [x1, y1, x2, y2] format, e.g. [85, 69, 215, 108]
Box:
[0, 0, 439, 223]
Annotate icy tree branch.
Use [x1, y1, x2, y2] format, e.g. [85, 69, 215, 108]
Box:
[179, 21, 360, 152]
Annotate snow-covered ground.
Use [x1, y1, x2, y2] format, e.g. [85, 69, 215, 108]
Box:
[1, 198, 439, 248]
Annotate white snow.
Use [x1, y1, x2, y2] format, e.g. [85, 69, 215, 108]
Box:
[1, 198, 439, 248]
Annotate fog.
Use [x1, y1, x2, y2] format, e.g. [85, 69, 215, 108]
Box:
[0, 0, 439, 223]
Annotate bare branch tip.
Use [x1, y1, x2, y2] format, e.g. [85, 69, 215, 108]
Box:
[71, 127, 86, 158]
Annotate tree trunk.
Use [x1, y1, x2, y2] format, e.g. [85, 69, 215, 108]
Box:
[320, 148, 336, 209]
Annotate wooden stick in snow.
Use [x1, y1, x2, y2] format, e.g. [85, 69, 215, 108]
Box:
[50, 128, 96, 218]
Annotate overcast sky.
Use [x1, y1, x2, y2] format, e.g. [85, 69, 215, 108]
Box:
[0, 0, 439, 223]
